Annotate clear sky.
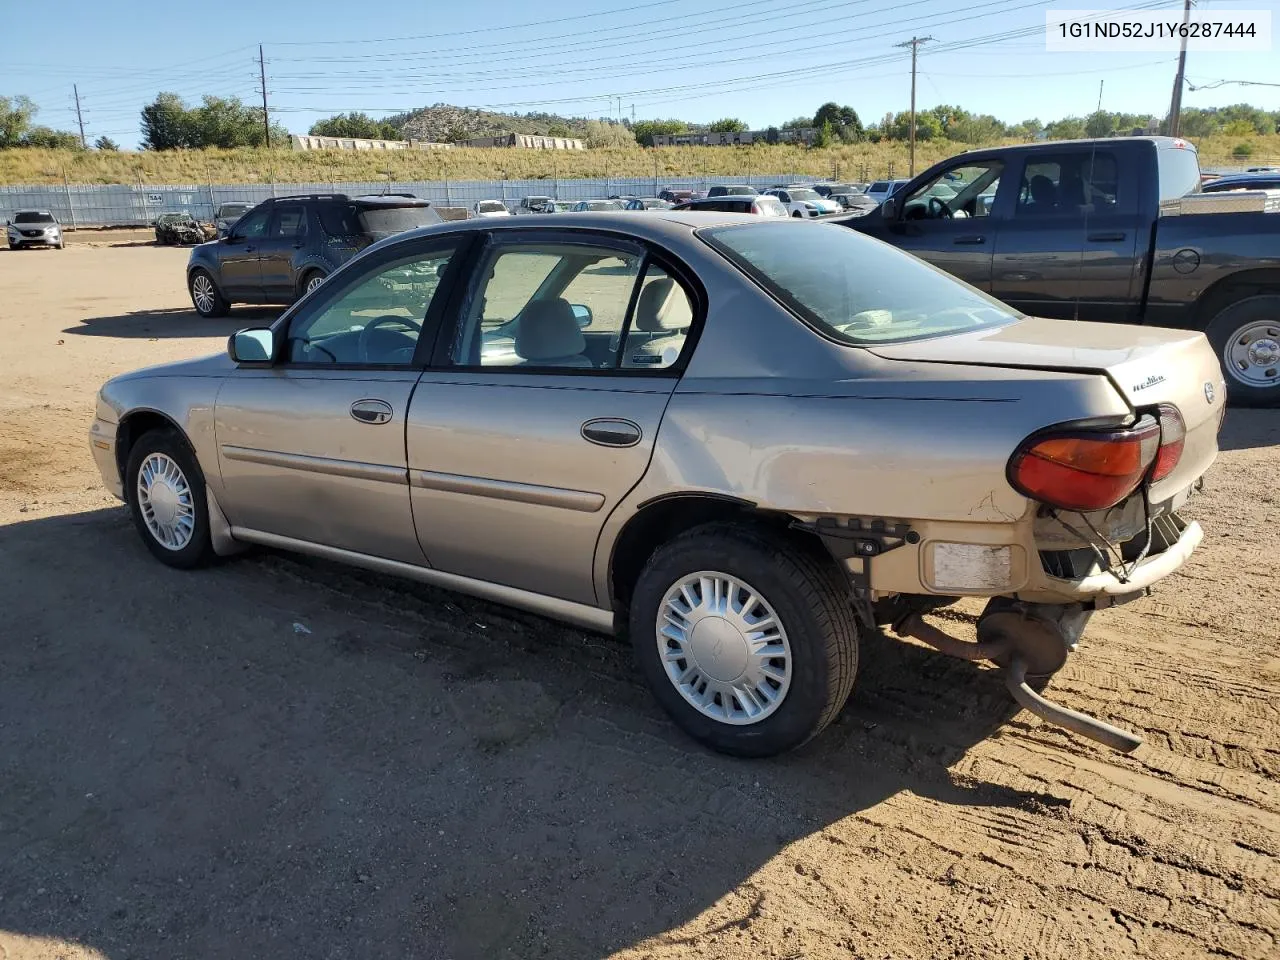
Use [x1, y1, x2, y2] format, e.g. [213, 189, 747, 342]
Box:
[7, 0, 1278, 146]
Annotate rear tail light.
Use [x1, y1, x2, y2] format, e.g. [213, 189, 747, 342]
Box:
[1008, 418, 1160, 511]
[1151, 404, 1185, 482]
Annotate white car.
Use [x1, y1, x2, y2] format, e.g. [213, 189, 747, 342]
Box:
[7, 209, 64, 250]
[764, 187, 841, 218]
[473, 200, 511, 219]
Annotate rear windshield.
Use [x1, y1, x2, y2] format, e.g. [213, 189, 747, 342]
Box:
[702, 221, 1017, 345]
[868, 181, 890, 193]
[15, 212, 55, 223]
[477, 201, 506, 213]
[357, 204, 440, 238]
[1156, 144, 1201, 202]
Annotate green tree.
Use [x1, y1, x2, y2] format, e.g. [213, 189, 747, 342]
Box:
[947, 114, 1005, 144]
[813, 102, 863, 142]
[584, 119, 636, 148]
[1044, 115, 1087, 139]
[0, 95, 37, 147]
[781, 115, 813, 130]
[1232, 141, 1255, 158]
[140, 92, 191, 150]
[309, 112, 399, 140]
[1008, 118, 1043, 139]
[22, 126, 82, 149]
[631, 118, 686, 146]
[546, 123, 572, 137]
[1085, 110, 1115, 138]
[764, 126, 780, 145]
[814, 120, 835, 148]
[94, 136, 119, 151]
[707, 117, 747, 133]
[887, 111, 942, 141]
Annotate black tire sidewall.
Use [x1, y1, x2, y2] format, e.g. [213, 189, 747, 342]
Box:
[297, 269, 326, 301]
[125, 429, 214, 569]
[1206, 295, 1280, 408]
[629, 525, 857, 757]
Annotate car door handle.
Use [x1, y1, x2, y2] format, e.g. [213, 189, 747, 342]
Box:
[1087, 231, 1126, 242]
[350, 399, 394, 425]
[581, 418, 642, 448]
[953, 235, 986, 245]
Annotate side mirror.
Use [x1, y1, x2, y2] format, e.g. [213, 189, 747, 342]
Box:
[228, 327, 275, 364]
[570, 304, 593, 328]
[881, 197, 898, 220]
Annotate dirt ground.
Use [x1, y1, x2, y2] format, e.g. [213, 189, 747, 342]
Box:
[1, 242, 1278, 960]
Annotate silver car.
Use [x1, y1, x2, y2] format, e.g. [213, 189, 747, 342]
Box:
[90, 213, 1223, 757]
[7, 209, 64, 249]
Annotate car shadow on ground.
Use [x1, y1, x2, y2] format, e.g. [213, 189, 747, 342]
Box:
[62, 307, 281, 340]
[1217, 408, 1280, 452]
[0, 507, 1062, 959]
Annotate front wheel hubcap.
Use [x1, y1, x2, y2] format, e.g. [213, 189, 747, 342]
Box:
[657, 572, 792, 725]
[1226, 320, 1280, 387]
[192, 274, 215, 313]
[137, 453, 196, 550]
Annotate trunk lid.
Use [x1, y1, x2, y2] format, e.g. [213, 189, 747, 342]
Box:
[868, 316, 1224, 499]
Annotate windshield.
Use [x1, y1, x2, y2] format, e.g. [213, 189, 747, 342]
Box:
[477, 201, 506, 213]
[788, 189, 821, 203]
[722, 186, 755, 195]
[14, 212, 55, 224]
[216, 203, 251, 219]
[702, 221, 1017, 345]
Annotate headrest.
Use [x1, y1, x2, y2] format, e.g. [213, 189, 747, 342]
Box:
[515, 298, 585, 361]
[633, 277, 693, 332]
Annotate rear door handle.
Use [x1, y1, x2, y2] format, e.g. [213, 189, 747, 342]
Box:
[581, 418, 641, 447]
[953, 235, 986, 245]
[350, 399, 393, 425]
[1087, 232, 1126, 242]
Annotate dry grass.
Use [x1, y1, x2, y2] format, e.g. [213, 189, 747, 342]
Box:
[2, 134, 1276, 185]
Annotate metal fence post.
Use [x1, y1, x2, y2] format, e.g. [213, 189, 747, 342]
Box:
[444, 177, 451, 205]
[62, 171, 77, 230]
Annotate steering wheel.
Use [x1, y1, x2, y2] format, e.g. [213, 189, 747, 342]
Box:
[927, 196, 953, 219]
[358, 314, 423, 363]
[284, 337, 337, 363]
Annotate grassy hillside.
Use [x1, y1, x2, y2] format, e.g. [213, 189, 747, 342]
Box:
[2, 134, 1276, 186]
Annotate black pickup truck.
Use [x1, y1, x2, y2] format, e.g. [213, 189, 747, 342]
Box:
[842, 136, 1280, 405]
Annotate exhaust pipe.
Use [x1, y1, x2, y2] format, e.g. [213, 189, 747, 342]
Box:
[894, 608, 1143, 754]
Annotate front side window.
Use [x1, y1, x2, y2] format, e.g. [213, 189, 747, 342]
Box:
[452, 242, 650, 369]
[285, 246, 456, 365]
[231, 208, 269, 239]
[703, 221, 1016, 345]
[1016, 152, 1120, 216]
[902, 162, 1003, 220]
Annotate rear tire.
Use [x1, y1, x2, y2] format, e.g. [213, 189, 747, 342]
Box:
[189, 268, 230, 318]
[298, 269, 327, 301]
[791, 210, 803, 218]
[629, 521, 860, 757]
[125, 428, 214, 569]
[1205, 295, 1280, 407]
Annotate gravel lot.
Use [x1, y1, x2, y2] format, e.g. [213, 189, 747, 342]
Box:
[1, 241, 1278, 960]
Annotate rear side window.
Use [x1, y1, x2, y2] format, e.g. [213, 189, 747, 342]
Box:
[702, 221, 1017, 345]
[270, 204, 308, 238]
[1157, 144, 1202, 201]
[318, 202, 362, 237]
[1015, 152, 1120, 217]
[358, 204, 441, 239]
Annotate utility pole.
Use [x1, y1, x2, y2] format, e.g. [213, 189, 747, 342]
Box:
[895, 36, 933, 176]
[73, 84, 86, 148]
[259, 44, 271, 148]
[1097, 80, 1104, 113]
[1167, 0, 1193, 136]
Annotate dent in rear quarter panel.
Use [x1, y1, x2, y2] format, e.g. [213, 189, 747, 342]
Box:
[104, 374, 227, 501]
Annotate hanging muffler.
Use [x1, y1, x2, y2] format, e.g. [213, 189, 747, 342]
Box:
[893, 599, 1143, 753]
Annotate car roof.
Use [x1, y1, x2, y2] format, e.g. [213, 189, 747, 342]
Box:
[386, 210, 762, 248]
[15, 209, 54, 215]
[1205, 173, 1280, 185]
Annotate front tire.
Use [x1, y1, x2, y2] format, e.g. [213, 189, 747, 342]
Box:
[1206, 295, 1280, 407]
[189, 268, 230, 318]
[629, 522, 860, 757]
[125, 428, 214, 569]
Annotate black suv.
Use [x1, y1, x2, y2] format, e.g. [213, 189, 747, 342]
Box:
[186, 194, 441, 317]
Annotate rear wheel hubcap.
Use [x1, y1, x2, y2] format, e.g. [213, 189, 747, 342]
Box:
[192, 274, 215, 313]
[1226, 320, 1280, 387]
[656, 571, 792, 725]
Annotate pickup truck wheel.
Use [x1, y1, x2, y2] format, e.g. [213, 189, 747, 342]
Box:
[629, 522, 859, 757]
[1206, 295, 1280, 407]
[189, 269, 230, 318]
[125, 429, 214, 569]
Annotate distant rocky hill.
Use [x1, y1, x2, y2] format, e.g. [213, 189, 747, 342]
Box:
[389, 104, 595, 142]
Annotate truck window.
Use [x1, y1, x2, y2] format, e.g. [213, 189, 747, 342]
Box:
[1156, 144, 1201, 201]
[902, 161, 1003, 220]
[1016, 152, 1119, 216]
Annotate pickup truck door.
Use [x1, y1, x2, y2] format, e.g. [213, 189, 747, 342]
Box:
[876, 158, 1007, 292]
[991, 146, 1142, 322]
